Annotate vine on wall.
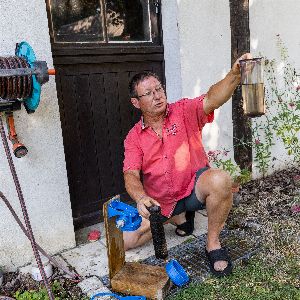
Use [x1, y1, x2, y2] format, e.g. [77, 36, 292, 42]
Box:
[209, 36, 300, 183]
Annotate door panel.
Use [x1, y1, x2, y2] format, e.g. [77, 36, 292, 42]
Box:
[46, 0, 164, 229]
[55, 60, 164, 229]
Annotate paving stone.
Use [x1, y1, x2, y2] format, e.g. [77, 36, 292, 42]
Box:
[77, 276, 113, 299]
[125, 239, 154, 262]
[0, 269, 3, 286]
[61, 241, 108, 278]
[125, 223, 193, 262]
[75, 223, 105, 245]
[192, 212, 208, 237]
[19, 254, 75, 280]
[164, 223, 193, 247]
[19, 263, 32, 275]
[198, 209, 207, 217]
[52, 254, 74, 278]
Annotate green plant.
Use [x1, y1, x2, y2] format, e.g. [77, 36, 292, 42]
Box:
[14, 288, 58, 300]
[13, 280, 89, 300]
[207, 150, 251, 185]
[265, 48, 300, 162]
[252, 116, 274, 177]
[252, 36, 300, 173]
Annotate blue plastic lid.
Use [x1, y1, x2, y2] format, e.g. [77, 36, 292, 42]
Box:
[165, 259, 189, 287]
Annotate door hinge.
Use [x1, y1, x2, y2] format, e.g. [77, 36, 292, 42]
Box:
[153, 0, 160, 14]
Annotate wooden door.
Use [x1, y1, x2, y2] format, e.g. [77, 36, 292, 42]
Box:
[45, 0, 164, 229]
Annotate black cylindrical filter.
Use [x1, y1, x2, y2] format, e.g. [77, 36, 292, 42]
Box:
[148, 205, 168, 259]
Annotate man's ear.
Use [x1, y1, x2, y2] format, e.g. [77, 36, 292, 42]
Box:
[131, 97, 140, 109]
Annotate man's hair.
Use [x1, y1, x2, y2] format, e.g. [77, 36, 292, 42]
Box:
[129, 71, 161, 98]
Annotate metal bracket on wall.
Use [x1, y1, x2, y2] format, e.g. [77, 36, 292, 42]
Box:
[153, 0, 160, 14]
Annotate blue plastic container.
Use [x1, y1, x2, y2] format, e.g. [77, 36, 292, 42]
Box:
[165, 259, 189, 287]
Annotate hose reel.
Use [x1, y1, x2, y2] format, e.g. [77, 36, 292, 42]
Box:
[0, 41, 55, 157]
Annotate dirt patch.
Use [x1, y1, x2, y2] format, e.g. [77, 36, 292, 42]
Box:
[228, 166, 300, 262]
[0, 267, 86, 299]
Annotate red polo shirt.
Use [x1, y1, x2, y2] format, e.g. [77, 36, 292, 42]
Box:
[123, 95, 214, 217]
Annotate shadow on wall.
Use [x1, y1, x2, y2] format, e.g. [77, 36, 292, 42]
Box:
[176, 0, 233, 154]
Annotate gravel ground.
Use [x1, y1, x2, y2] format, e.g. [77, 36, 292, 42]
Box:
[1, 166, 299, 299]
[228, 166, 300, 263]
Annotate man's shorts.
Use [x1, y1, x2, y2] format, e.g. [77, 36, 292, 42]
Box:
[161, 166, 209, 222]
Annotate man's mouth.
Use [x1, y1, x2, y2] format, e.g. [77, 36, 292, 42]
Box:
[155, 102, 163, 107]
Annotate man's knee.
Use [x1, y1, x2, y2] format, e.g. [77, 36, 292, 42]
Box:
[212, 169, 232, 192]
[197, 169, 232, 199]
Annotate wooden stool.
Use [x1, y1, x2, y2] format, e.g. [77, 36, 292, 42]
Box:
[103, 196, 171, 300]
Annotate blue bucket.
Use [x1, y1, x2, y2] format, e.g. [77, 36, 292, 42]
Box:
[165, 259, 189, 287]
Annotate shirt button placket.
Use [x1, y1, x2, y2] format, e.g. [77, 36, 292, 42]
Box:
[164, 154, 173, 197]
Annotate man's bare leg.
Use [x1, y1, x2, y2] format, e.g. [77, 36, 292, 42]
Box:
[195, 168, 233, 271]
[123, 218, 152, 250]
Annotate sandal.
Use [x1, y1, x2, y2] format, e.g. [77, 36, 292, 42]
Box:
[205, 247, 233, 277]
[175, 211, 195, 237]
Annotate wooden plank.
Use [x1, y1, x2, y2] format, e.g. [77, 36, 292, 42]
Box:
[103, 72, 125, 195]
[75, 75, 102, 211]
[89, 73, 115, 199]
[52, 45, 164, 57]
[58, 74, 86, 218]
[54, 53, 164, 65]
[60, 61, 160, 77]
[111, 262, 171, 300]
[230, 0, 252, 171]
[103, 196, 125, 279]
[117, 71, 136, 141]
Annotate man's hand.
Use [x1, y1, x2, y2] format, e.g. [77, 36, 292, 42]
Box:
[231, 53, 253, 76]
[137, 195, 160, 219]
[204, 52, 253, 114]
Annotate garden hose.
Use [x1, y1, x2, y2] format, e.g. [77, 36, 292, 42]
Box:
[90, 292, 146, 300]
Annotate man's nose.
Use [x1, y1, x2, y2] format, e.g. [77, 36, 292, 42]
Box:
[153, 90, 160, 99]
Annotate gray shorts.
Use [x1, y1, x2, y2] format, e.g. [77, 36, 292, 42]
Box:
[161, 166, 209, 222]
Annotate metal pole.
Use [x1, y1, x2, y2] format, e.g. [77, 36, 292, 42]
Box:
[0, 114, 55, 300]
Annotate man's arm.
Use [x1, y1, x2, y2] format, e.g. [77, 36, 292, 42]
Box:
[203, 53, 252, 114]
[124, 169, 160, 218]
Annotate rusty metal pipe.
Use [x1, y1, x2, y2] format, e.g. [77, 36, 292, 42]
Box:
[5, 113, 27, 158]
[47, 69, 56, 76]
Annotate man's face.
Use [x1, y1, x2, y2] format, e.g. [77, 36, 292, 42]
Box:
[131, 76, 167, 116]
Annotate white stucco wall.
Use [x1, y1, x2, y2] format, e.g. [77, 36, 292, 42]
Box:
[0, 1, 75, 271]
[164, 0, 300, 178]
[167, 0, 233, 156]
[250, 0, 300, 175]
[161, 1, 182, 101]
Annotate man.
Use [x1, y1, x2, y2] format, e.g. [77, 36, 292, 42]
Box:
[122, 53, 251, 277]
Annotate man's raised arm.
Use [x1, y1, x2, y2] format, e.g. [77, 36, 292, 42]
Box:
[203, 53, 252, 114]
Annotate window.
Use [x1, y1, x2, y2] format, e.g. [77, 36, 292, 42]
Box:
[49, 0, 159, 44]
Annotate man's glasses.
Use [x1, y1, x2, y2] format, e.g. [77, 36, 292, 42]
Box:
[137, 85, 164, 100]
